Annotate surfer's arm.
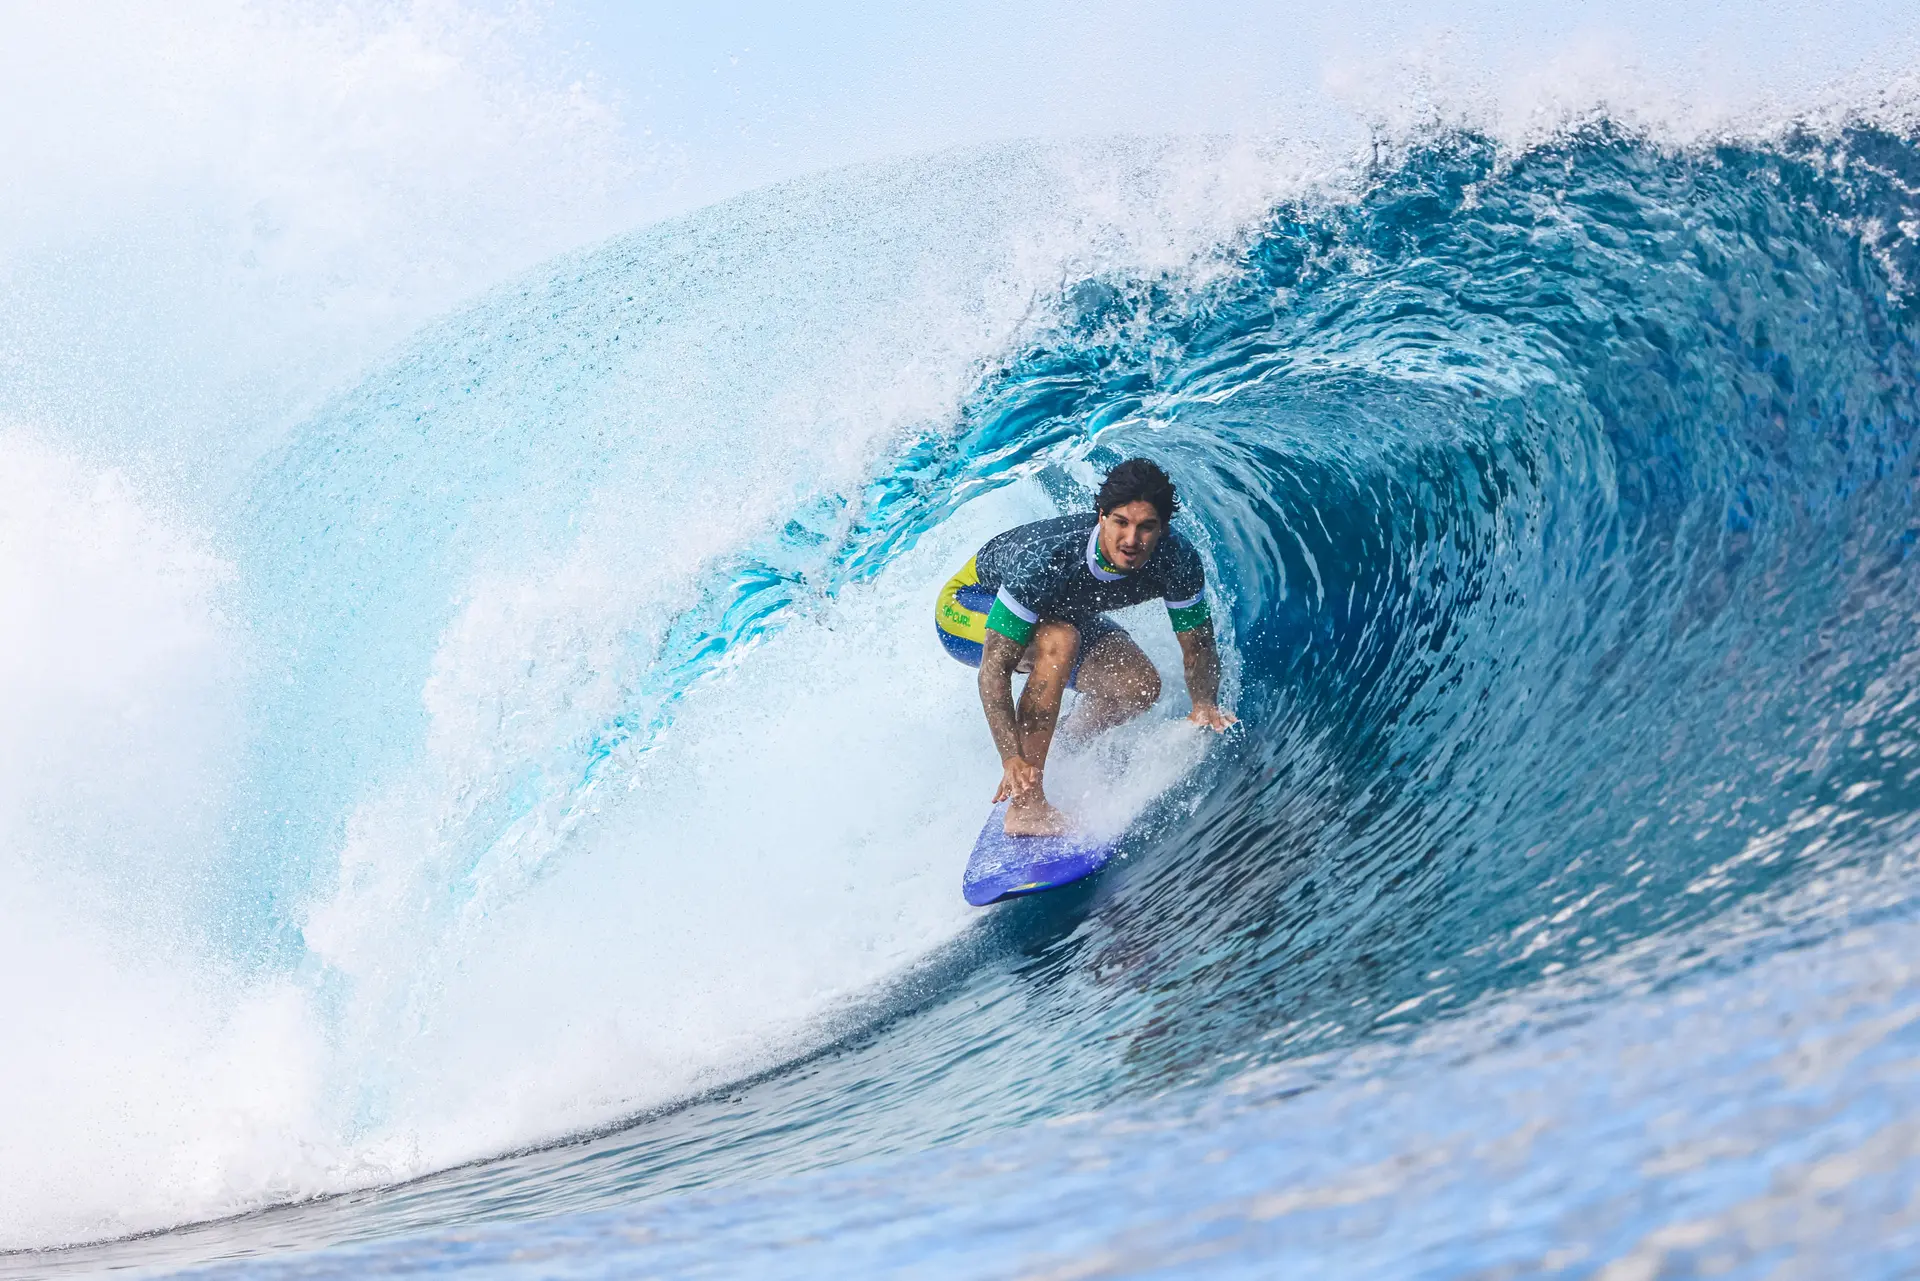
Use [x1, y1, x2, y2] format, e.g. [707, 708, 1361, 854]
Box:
[1176, 623, 1236, 732]
[979, 630, 1040, 797]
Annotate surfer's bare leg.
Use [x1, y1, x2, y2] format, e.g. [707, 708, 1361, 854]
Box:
[1063, 630, 1161, 739]
[1005, 620, 1079, 836]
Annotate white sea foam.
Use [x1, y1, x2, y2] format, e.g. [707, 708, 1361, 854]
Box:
[0, 432, 238, 927]
[0, 431, 294, 1244]
[0, 0, 646, 1245]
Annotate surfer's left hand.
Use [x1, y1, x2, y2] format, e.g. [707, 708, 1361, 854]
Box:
[1189, 704, 1237, 733]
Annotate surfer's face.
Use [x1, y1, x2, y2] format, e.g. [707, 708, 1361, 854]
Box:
[1098, 500, 1164, 571]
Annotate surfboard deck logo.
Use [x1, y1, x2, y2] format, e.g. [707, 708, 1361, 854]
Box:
[963, 802, 1120, 906]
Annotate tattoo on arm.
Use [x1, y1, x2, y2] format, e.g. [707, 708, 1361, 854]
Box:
[1178, 623, 1222, 709]
[979, 631, 1025, 761]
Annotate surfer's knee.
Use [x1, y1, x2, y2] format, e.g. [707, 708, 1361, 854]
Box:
[1027, 621, 1080, 669]
[1131, 665, 1162, 711]
[1086, 638, 1158, 714]
[1099, 668, 1158, 722]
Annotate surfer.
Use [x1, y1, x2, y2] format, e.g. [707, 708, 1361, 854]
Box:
[936, 458, 1236, 836]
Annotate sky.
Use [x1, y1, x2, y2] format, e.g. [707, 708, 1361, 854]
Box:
[541, 0, 1920, 222]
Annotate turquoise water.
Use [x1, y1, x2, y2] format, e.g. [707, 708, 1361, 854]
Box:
[10, 120, 1920, 1277]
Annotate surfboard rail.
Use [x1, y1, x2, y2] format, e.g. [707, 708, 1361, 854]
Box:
[962, 803, 1119, 906]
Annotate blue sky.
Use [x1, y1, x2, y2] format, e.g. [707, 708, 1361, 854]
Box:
[541, 0, 1919, 217]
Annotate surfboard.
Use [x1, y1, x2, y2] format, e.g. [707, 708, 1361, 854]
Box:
[963, 802, 1120, 906]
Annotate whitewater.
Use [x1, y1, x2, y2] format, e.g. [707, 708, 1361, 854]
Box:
[6, 3, 1920, 1276]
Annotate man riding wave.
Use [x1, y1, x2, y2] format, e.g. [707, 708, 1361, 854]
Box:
[935, 458, 1236, 836]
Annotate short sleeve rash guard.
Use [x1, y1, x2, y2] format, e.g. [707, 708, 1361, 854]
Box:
[971, 514, 1209, 646]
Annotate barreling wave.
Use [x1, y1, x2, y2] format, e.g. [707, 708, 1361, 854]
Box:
[718, 118, 1920, 1107]
[850, 119, 1920, 1085]
[13, 117, 1920, 1267]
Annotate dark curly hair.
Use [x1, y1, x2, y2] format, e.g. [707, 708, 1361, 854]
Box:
[1096, 457, 1177, 522]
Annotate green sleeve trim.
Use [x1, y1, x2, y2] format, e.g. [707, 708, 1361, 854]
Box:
[1167, 599, 1212, 633]
[986, 598, 1036, 646]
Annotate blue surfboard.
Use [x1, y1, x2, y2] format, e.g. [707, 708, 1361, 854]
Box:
[963, 803, 1120, 906]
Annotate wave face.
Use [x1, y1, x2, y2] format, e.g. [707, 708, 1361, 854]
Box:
[11, 117, 1920, 1274]
[957, 120, 1920, 1074]
[0, 135, 1290, 1251]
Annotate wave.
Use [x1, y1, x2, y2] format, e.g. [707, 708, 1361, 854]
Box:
[8, 111, 1920, 1263]
[0, 131, 1295, 1250]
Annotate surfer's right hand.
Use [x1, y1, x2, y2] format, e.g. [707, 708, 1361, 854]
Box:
[994, 756, 1042, 803]
[1189, 704, 1238, 733]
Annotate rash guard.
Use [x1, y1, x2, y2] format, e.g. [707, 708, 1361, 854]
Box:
[972, 513, 1210, 647]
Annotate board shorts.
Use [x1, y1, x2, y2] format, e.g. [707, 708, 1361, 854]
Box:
[935, 557, 1120, 690]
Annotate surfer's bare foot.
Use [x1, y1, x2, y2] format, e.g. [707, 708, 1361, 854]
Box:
[1004, 796, 1072, 837]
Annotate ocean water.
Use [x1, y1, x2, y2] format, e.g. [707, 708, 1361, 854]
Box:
[6, 9, 1920, 1277]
